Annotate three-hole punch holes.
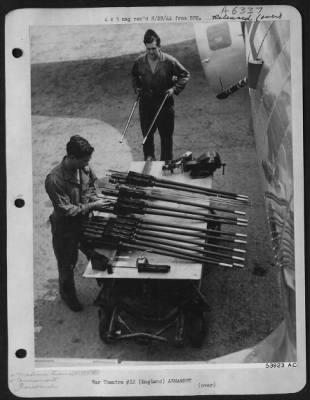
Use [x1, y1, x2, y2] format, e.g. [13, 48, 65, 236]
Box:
[15, 198, 25, 208]
[15, 349, 27, 358]
[13, 197, 26, 361]
[12, 48, 23, 58]
[13, 195, 26, 362]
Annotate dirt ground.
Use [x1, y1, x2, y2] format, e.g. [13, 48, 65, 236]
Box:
[31, 24, 283, 362]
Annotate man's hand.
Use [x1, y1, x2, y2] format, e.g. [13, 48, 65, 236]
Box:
[135, 87, 142, 95]
[91, 198, 114, 211]
[165, 87, 175, 97]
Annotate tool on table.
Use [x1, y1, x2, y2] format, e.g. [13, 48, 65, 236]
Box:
[162, 151, 193, 173]
[90, 248, 118, 274]
[184, 152, 226, 177]
[136, 256, 170, 273]
[163, 151, 226, 177]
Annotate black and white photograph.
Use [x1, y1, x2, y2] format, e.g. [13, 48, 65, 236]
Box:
[5, 5, 306, 397]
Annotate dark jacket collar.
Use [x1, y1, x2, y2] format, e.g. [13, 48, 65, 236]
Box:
[60, 157, 79, 183]
[143, 50, 165, 63]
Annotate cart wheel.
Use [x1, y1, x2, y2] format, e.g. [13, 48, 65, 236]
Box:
[188, 312, 207, 348]
[173, 336, 185, 348]
[98, 308, 116, 344]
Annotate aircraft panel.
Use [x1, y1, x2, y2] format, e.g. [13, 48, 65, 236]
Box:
[242, 20, 297, 361]
[194, 22, 247, 92]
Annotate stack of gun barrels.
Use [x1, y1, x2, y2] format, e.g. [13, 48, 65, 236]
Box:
[82, 170, 250, 269]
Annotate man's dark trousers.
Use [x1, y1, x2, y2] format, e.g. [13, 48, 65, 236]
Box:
[139, 95, 175, 161]
[49, 215, 86, 301]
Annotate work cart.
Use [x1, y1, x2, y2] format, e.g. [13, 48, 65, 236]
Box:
[83, 161, 216, 348]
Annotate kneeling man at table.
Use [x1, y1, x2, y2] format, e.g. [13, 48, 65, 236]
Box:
[45, 135, 109, 312]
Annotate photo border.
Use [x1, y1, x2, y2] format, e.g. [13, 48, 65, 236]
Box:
[3, 1, 308, 398]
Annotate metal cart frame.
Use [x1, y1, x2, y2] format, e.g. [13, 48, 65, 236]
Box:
[83, 161, 213, 347]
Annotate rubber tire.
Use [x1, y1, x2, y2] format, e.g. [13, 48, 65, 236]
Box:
[98, 308, 116, 344]
[188, 312, 207, 348]
[173, 336, 185, 348]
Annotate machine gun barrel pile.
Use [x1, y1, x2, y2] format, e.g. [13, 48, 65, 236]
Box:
[82, 171, 250, 271]
[109, 170, 249, 204]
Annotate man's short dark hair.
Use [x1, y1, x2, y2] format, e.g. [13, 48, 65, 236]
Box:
[66, 135, 94, 158]
[144, 29, 161, 47]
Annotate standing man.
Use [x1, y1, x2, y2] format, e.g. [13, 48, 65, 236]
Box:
[132, 29, 190, 161]
[45, 135, 109, 312]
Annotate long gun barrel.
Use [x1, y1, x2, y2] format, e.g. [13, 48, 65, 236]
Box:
[109, 170, 249, 203]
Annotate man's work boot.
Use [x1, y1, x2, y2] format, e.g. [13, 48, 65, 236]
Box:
[59, 274, 83, 312]
[60, 290, 83, 312]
